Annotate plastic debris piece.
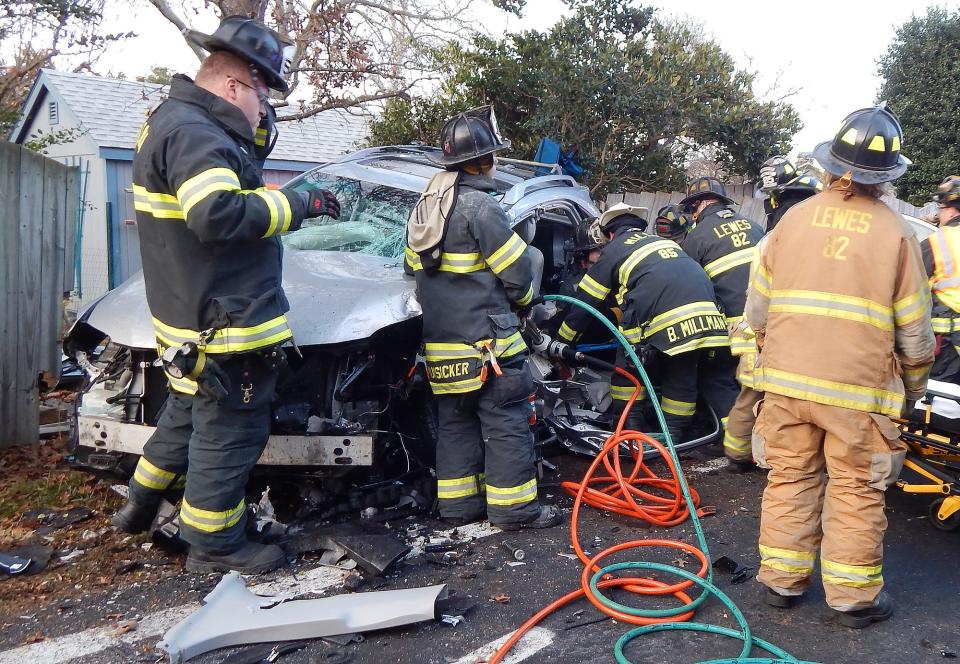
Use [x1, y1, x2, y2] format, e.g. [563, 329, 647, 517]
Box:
[159, 572, 445, 664]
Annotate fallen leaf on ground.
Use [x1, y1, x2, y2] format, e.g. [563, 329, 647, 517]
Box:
[108, 619, 138, 636]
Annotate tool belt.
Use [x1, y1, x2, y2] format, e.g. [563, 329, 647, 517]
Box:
[422, 334, 526, 396]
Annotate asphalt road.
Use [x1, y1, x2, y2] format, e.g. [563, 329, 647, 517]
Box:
[1, 451, 956, 664]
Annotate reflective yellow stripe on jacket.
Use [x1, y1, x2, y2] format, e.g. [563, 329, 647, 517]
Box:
[137, 167, 294, 237]
[486, 233, 526, 275]
[577, 274, 611, 301]
[616, 239, 682, 304]
[643, 301, 728, 338]
[755, 367, 904, 418]
[932, 316, 955, 334]
[558, 321, 577, 342]
[929, 226, 960, 313]
[423, 332, 527, 394]
[767, 289, 894, 331]
[405, 247, 509, 276]
[152, 315, 292, 354]
[704, 247, 757, 279]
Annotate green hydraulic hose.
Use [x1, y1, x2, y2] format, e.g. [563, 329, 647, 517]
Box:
[542, 294, 818, 664]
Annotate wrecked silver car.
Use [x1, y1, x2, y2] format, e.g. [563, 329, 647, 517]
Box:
[64, 146, 720, 509]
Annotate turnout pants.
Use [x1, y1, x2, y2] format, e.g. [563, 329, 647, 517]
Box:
[755, 393, 907, 611]
[611, 349, 699, 443]
[723, 385, 763, 462]
[611, 346, 739, 443]
[724, 348, 762, 462]
[931, 341, 960, 383]
[128, 350, 280, 554]
[435, 359, 541, 525]
[699, 347, 740, 433]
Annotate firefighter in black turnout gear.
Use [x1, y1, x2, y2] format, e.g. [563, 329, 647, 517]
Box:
[111, 17, 339, 574]
[758, 156, 824, 232]
[556, 204, 729, 443]
[669, 177, 764, 442]
[405, 106, 561, 530]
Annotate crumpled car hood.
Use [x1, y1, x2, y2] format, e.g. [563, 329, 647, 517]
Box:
[83, 251, 421, 349]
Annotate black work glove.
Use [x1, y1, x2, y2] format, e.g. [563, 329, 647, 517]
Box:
[300, 189, 341, 220]
[161, 343, 231, 401]
[253, 103, 278, 164]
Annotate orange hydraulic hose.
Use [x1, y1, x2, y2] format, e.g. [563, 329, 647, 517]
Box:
[488, 368, 710, 663]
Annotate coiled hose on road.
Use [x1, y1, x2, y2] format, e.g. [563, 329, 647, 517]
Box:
[488, 295, 818, 664]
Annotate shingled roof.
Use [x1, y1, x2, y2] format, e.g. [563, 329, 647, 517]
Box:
[12, 69, 369, 164]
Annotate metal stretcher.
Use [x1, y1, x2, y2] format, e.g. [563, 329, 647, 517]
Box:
[896, 379, 960, 531]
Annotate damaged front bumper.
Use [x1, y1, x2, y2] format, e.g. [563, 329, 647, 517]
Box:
[79, 416, 374, 467]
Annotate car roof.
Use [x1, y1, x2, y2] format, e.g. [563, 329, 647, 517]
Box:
[903, 213, 936, 241]
[299, 145, 601, 220]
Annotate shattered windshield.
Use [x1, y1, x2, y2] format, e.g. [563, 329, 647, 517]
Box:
[283, 173, 419, 259]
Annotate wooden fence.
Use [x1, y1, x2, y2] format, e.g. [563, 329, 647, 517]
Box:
[605, 183, 937, 228]
[0, 144, 79, 447]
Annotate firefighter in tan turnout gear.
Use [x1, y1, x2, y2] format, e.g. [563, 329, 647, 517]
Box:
[405, 106, 561, 530]
[746, 104, 935, 628]
[110, 17, 339, 574]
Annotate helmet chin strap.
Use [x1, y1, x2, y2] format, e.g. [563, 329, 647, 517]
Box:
[691, 198, 711, 221]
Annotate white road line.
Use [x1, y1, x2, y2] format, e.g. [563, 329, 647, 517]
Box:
[0, 565, 347, 663]
[447, 626, 555, 664]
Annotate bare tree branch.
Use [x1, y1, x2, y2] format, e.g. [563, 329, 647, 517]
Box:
[147, 0, 207, 61]
[144, 0, 487, 117]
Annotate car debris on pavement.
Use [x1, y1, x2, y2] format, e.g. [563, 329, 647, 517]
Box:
[158, 571, 448, 663]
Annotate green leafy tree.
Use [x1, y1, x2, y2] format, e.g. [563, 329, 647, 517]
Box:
[368, 0, 800, 195]
[138, 65, 174, 85]
[877, 6, 960, 206]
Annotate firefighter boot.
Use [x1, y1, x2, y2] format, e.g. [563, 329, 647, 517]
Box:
[185, 541, 287, 575]
[834, 592, 894, 629]
[498, 505, 562, 531]
[111, 494, 162, 534]
[764, 587, 800, 609]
